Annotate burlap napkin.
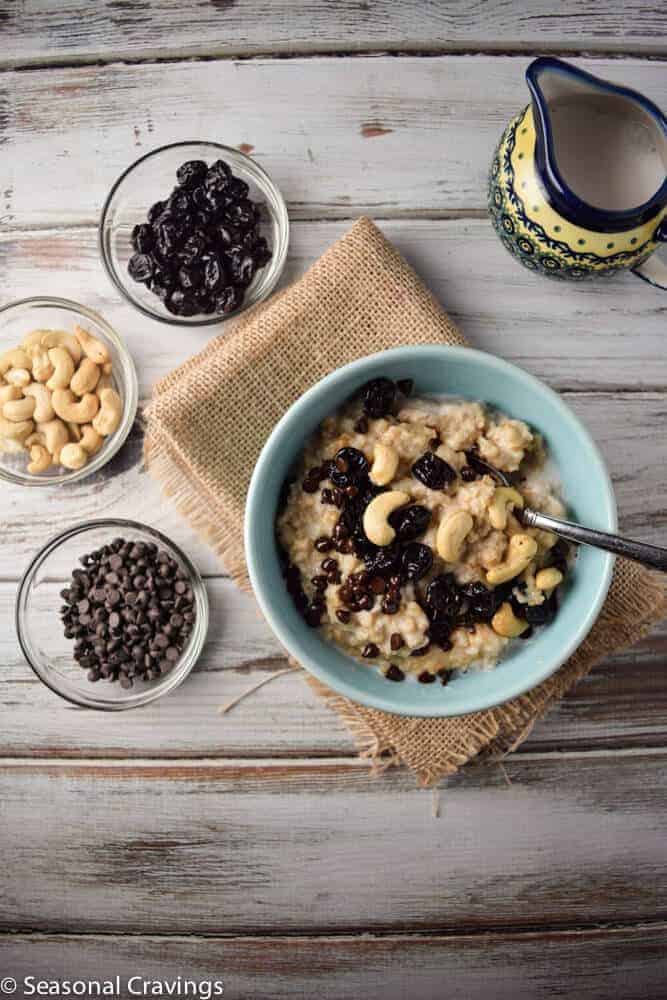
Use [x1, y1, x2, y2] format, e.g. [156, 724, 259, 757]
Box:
[145, 217, 666, 785]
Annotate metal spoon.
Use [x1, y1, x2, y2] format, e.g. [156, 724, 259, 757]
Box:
[520, 508, 667, 572]
[467, 454, 667, 572]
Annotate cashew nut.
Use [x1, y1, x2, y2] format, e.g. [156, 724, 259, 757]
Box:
[59, 442, 88, 470]
[27, 443, 52, 474]
[0, 417, 34, 442]
[486, 533, 538, 585]
[436, 509, 473, 562]
[2, 396, 36, 423]
[45, 347, 75, 391]
[22, 329, 49, 352]
[38, 418, 69, 462]
[40, 330, 82, 365]
[30, 347, 54, 383]
[0, 384, 21, 406]
[70, 357, 100, 397]
[491, 602, 529, 638]
[0, 348, 31, 375]
[488, 486, 524, 531]
[67, 421, 82, 442]
[362, 491, 410, 546]
[74, 325, 110, 366]
[535, 567, 563, 592]
[96, 372, 114, 391]
[25, 431, 46, 448]
[5, 367, 31, 388]
[51, 388, 99, 424]
[79, 424, 103, 456]
[369, 444, 399, 486]
[22, 383, 54, 423]
[92, 387, 122, 436]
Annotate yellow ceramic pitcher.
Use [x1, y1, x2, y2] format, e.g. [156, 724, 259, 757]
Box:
[489, 58, 667, 289]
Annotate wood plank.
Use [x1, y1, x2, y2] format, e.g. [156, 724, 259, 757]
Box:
[1, 57, 666, 224]
[1, 578, 666, 758]
[1, 751, 666, 933]
[2, 221, 665, 399]
[1, 1, 666, 65]
[2, 925, 666, 1000]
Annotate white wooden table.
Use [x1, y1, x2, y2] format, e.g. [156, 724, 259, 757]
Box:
[1, 6, 666, 997]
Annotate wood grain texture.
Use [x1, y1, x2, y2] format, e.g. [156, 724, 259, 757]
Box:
[2, 926, 667, 1000]
[0, 57, 666, 224]
[1, 751, 666, 934]
[3, 386, 666, 580]
[1, 578, 666, 758]
[1, 1, 666, 65]
[2, 220, 665, 398]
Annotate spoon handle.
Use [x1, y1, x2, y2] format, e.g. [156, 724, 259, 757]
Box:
[522, 509, 667, 572]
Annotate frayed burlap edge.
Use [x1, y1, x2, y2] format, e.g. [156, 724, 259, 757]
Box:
[144, 425, 253, 589]
[303, 566, 666, 786]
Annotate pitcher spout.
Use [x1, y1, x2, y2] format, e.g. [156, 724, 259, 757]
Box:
[526, 57, 667, 232]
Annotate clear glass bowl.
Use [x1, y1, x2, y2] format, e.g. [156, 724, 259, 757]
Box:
[99, 140, 289, 326]
[16, 519, 209, 710]
[0, 297, 138, 487]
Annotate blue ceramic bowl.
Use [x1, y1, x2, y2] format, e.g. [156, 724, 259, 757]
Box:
[245, 346, 616, 717]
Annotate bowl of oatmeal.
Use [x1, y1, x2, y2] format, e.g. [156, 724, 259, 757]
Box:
[245, 346, 616, 716]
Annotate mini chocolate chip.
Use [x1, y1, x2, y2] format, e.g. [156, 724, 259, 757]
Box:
[336, 609, 351, 624]
[418, 671, 436, 684]
[390, 633, 404, 651]
[314, 536, 332, 553]
[386, 664, 405, 682]
[410, 644, 431, 657]
[361, 643, 379, 658]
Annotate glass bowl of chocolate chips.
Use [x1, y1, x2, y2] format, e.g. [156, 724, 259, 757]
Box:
[16, 519, 209, 709]
[100, 141, 289, 325]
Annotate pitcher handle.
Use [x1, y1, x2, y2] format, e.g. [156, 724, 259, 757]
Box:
[632, 220, 667, 290]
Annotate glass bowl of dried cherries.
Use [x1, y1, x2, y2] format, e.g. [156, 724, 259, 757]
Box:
[99, 141, 289, 326]
[16, 519, 209, 709]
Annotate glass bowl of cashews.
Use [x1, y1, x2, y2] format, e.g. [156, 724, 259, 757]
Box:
[0, 297, 138, 486]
